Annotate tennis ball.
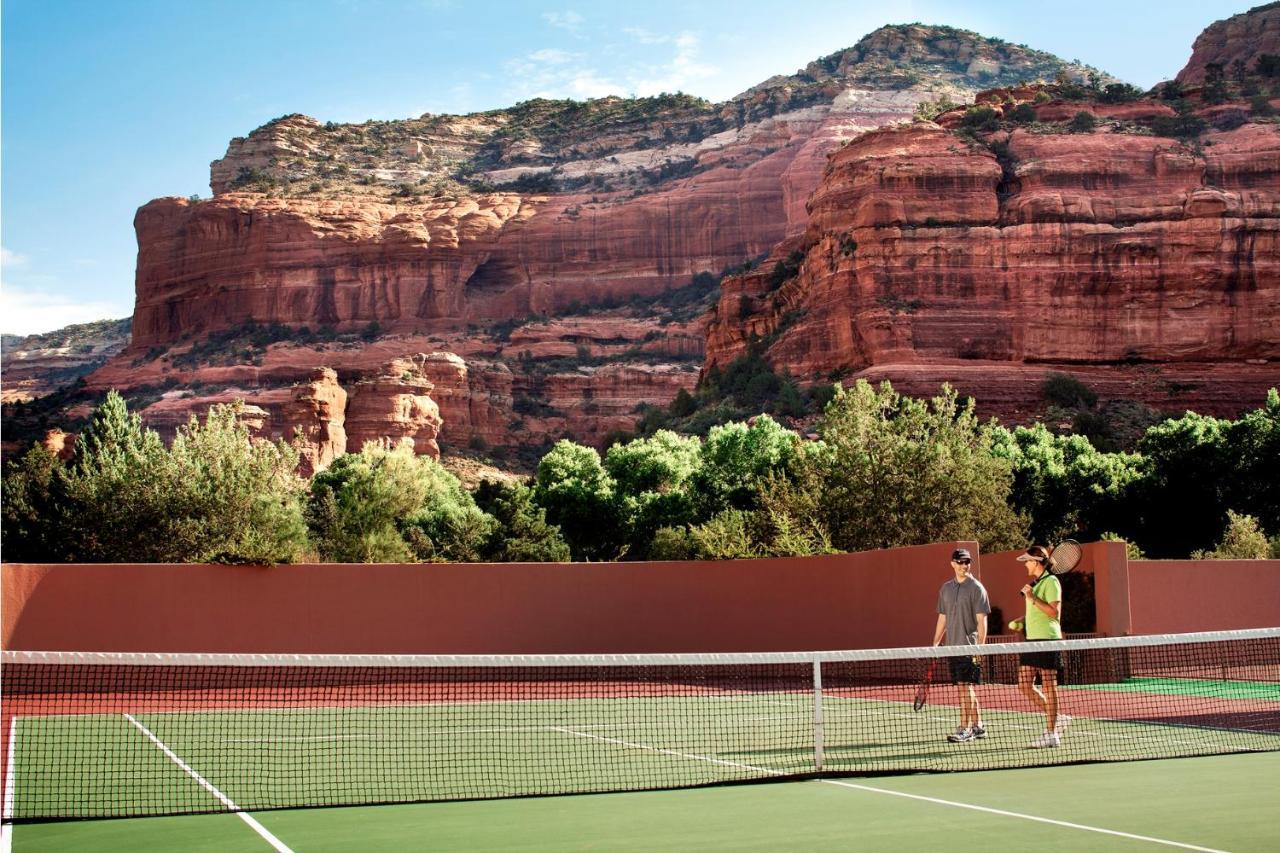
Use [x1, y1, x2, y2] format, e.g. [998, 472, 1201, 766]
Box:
[1008, 618, 1024, 632]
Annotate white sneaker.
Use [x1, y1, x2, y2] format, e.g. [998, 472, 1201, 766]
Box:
[1055, 714, 1073, 734]
[947, 727, 975, 743]
[972, 723, 987, 739]
[1029, 731, 1060, 749]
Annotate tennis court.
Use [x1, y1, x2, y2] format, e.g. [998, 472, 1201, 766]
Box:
[3, 631, 1278, 850]
[7, 753, 1280, 851]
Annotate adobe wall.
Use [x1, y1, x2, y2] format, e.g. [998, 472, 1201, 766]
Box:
[2, 541, 973, 654]
[1128, 560, 1280, 634]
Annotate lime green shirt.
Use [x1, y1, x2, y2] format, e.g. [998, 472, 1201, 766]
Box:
[1024, 573, 1063, 640]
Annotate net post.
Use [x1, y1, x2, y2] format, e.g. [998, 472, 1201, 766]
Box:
[812, 658, 825, 772]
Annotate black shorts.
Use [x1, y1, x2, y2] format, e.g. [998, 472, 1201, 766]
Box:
[1019, 645, 1063, 673]
[948, 656, 982, 685]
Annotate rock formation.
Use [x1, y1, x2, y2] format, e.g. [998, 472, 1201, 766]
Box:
[1, 318, 131, 403]
[9, 12, 1277, 458]
[705, 88, 1280, 422]
[1176, 2, 1280, 85]
[345, 358, 443, 458]
[61, 25, 1101, 456]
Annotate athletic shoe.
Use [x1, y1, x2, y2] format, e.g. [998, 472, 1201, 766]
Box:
[1029, 731, 1060, 749]
[1055, 714, 1073, 734]
[947, 727, 975, 743]
[971, 723, 987, 739]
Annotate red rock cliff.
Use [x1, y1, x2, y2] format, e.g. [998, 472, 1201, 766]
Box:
[706, 108, 1280, 420]
[1176, 3, 1280, 84]
[74, 26, 1102, 456]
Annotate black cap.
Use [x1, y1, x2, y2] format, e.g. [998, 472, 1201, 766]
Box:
[951, 548, 971, 561]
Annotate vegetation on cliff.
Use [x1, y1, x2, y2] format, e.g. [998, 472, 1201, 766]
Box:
[5, 385, 1277, 564]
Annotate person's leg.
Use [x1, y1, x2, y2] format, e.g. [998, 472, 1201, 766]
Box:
[1018, 665, 1047, 714]
[956, 684, 972, 729]
[1042, 668, 1059, 732]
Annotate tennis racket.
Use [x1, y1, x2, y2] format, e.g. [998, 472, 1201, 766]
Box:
[1047, 539, 1082, 574]
[913, 659, 938, 712]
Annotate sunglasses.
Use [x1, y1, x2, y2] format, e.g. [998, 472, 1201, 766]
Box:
[954, 559, 971, 565]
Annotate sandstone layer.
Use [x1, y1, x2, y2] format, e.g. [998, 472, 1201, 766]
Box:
[1176, 3, 1280, 85]
[1, 318, 131, 403]
[65, 25, 1100, 456]
[705, 100, 1280, 421]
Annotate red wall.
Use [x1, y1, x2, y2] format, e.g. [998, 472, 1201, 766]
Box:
[6, 548, 1275, 655]
[2, 541, 975, 654]
[1128, 560, 1280, 634]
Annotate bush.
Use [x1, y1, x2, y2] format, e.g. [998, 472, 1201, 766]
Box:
[27, 393, 310, 563]
[1099, 83, 1143, 104]
[1068, 111, 1098, 133]
[1100, 531, 1145, 560]
[308, 441, 494, 563]
[960, 106, 1000, 132]
[474, 481, 570, 562]
[1008, 103, 1037, 124]
[1211, 110, 1250, 131]
[1151, 115, 1207, 139]
[1043, 372, 1098, 409]
[1198, 511, 1272, 560]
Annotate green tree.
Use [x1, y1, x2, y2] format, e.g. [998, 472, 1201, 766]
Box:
[401, 460, 497, 563]
[308, 442, 433, 562]
[1128, 405, 1262, 558]
[0, 443, 64, 561]
[473, 480, 571, 562]
[533, 440, 625, 560]
[989, 423, 1143, 543]
[161, 401, 309, 563]
[604, 430, 702, 557]
[807, 381, 1028, 552]
[692, 415, 802, 516]
[56, 391, 171, 562]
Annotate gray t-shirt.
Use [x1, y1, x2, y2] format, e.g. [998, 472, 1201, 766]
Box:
[937, 577, 991, 646]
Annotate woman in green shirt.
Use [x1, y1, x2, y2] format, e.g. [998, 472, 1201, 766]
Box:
[1015, 546, 1072, 748]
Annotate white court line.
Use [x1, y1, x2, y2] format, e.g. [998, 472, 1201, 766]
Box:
[549, 727, 784, 775]
[551, 724, 1229, 852]
[1, 717, 16, 853]
[821, 780, 1228, 853]
[124, 714, 293, 852]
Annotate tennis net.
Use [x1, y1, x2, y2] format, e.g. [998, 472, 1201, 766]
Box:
[3, 628, 1278, 822]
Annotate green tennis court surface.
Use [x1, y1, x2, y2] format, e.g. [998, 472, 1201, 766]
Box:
[10, 688, 1280, 819]
[10, 753, 1280, 851]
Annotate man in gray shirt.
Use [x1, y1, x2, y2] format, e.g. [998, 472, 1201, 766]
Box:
[931, 547, 991, 743]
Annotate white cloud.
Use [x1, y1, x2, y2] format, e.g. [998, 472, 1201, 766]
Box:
[543, 11, 584, 34]
[504, 50, 625, 101]
[503, 27, 719, 103]
[623, 27, 669, 45]
[1, 247, 29, 268]
[0, 284, 130, 337]
[629, 31, 719, 96]
[528, 48, 575, 65]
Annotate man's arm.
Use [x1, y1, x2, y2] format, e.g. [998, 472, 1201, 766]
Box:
[933, 613, 947, 646]
[975, 612, 988, 646]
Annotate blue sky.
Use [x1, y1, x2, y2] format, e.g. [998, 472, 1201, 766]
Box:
[1, 0, 1241, 336]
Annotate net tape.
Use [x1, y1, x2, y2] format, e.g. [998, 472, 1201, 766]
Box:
[7, 627, 1278, 669]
